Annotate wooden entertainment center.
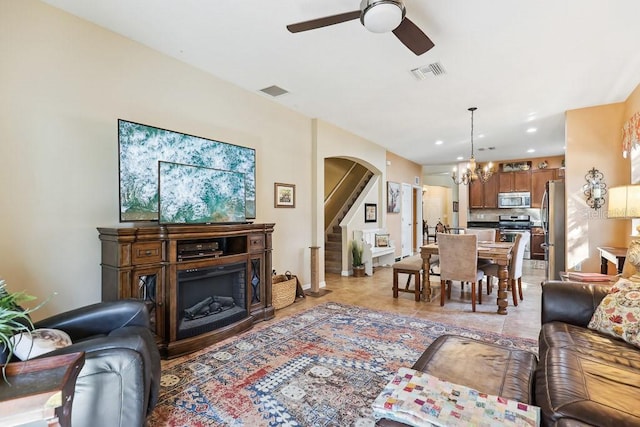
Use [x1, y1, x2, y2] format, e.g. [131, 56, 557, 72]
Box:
[98, 223, 274, 358]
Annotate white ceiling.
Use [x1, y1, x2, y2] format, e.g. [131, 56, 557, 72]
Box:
[42, 0, 640, 169]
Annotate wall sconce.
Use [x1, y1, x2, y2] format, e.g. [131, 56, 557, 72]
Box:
[583, 167, 607, 210]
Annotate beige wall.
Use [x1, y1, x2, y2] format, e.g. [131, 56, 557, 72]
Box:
[0, 0, 397, 318]
[623, 83, 640, 240]
[423, 186, 452, 227]
[386, 151, 423, 256]
[565, 104, 629, 272]
[565, 82, 640, 272]
[624, 83, 640, 121]
[324, 158, 356, 198]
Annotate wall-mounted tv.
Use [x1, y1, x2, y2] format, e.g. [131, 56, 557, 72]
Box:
[118, 119, 256, 221]
[158, 161, 246, 224]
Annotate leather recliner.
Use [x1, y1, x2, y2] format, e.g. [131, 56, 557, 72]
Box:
[8, 300, 161, 427]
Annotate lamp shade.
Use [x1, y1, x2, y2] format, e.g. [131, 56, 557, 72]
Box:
[607, 185, 640, 218]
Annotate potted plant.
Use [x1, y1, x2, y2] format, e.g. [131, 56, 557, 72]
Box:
[0, 279, 40, 379]
[351, 240, 365, 277]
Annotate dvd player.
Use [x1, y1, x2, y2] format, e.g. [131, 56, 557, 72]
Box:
[178, 241, 219, 253]
[177, 249, 223, 261]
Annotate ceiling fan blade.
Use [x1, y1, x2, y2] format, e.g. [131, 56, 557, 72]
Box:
[287, 10, 361, 33]
[392, 18, 435, 55]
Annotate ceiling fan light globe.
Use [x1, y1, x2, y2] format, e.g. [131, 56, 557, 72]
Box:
[360, 0, 405, 33]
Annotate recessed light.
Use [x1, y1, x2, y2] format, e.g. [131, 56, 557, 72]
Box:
[527, 149, 535, 153]
[526, 127, 537, 133]
[478, 134, 485, 138]
[435, 140, 443, 145]
[456, 156, 464, 161]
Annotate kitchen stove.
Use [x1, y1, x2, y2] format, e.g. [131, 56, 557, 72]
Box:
[498, 215, 532, 258]
[498, 215, 533, 231]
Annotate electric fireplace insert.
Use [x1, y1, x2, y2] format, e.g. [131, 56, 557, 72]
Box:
[175, 261, 248, 340]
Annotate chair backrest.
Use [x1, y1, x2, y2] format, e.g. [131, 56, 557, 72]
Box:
[464, 228, 496, 242]
[435, 221, 448, 234]
[510, 231, 530, 279]
[437, 233, 479, 282]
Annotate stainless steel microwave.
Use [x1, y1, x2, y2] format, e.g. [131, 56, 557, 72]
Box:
[498, 192, 531, 208]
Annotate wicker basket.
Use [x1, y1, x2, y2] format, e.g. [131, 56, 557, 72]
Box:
[272, 274, 297, 309]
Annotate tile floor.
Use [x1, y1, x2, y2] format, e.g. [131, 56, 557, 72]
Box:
[274, 259, 546, 341]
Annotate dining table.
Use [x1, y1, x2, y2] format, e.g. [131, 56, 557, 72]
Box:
[420, 241, 515, 315]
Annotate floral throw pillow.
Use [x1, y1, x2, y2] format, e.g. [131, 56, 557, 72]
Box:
[623, 239, 640, 280]
[588, 278, 640, 348]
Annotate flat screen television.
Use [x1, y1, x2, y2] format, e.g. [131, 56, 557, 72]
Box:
[118, 119, 256, 221]
[158, 161, 246, 224]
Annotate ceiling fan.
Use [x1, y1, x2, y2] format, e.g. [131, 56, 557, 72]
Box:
[286, 0, 434, 56]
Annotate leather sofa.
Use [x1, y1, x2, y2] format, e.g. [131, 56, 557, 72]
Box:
[537, 280, 640, 426]
[378, 280, 640, 426]
[2, 300, 161, 427]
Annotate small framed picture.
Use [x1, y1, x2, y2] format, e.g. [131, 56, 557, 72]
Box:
[453, 201, 459, 213]
[364, 203, 377, 223]
[375, 234, 390, 247]
[274, 182, 295, 208]
[387, 181, 400, 213]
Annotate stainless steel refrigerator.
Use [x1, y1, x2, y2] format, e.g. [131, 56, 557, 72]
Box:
[541, 180, 565, 280]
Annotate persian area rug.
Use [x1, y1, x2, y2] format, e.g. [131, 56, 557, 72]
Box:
[149, 303, 538, 426]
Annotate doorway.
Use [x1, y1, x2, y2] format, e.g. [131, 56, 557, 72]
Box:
[401, 183, 413, 257]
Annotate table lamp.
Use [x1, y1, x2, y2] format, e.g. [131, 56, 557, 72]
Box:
[608, 184, 640, 235]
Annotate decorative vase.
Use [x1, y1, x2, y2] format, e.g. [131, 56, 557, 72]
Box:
[352, 266, 365, 277]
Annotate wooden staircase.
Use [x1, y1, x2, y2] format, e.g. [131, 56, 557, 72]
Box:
[324, 225, 343, 274]
[324, 170, 374, 274]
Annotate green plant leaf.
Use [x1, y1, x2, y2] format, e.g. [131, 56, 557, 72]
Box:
[0, 279, 47, 384]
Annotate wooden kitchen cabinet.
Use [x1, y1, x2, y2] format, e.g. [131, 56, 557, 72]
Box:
[531, 169, 558, 208]
[498, 171, 531, 193]
[531, 227, 545, 260]
[469, 179, 484, 208]
[469, 173, 498, 209]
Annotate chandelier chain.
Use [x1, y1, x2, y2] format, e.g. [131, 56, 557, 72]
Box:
[470, 107, 475, 159]
[451, 106, 493, 185]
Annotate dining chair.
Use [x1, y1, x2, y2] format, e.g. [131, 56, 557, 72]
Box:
[437, 233, 484, 312]
[464, 228, 496, 242]
[480, 231, 529, 306]
[433, 221, 448, 242]
[424, 221, 437, 243]
[464, 228, 497, 293]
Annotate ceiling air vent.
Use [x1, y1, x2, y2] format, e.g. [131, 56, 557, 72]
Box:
[259, 85, 289, 97]
[410, 62, 446, 80]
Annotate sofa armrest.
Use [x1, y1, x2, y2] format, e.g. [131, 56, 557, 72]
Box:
[34, 300, 151, 340]
[69, 348, 147, 427]
[541, 281, 611, 327]
[37, 327, 160, 415]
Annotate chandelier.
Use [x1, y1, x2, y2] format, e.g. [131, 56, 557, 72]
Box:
[451, 107, 494, 185]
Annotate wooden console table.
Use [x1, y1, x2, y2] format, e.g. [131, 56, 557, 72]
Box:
[0, 352, 85, 427]
[598, 246, 627, 274]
